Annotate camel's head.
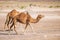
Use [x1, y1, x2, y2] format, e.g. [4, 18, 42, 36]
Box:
[35, 14, 44, 23]
[37, 14, 44, 19]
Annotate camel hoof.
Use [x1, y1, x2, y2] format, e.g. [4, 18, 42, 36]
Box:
[5, 29, 13, 31]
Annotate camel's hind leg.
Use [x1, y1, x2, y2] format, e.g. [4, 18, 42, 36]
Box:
[4, 19, 7, 30]
[8, 18, 18, 34]
[4, 15, 9, 31]
[6, 17, 12, 30]
[13, 18, 18, 34]
[10, 22, 14, 31]
[4, 16, 12, 31]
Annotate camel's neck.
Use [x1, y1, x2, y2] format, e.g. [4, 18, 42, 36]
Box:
[31, 16, 41, 23]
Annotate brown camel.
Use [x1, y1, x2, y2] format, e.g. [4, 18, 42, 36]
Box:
[10, 12, 44, 34]
[4, 9, 20, 30]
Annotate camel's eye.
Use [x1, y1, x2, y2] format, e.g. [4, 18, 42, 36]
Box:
[38, 16, 41, 18]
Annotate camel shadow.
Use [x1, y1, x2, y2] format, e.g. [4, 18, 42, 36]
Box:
[0, 29, 15, 35]
[0, 30, 4, 32]
[0, 29, 13, 32]
[0, 29, 24, 35]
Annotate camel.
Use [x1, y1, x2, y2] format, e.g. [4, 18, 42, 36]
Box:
[4, 9, 20, 30]
[9, 12, 44, 34]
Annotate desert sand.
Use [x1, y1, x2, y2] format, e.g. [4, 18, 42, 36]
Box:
[0, 10, 60, 40]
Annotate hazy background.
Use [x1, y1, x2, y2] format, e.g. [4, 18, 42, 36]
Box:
[0, 0, 60, 40]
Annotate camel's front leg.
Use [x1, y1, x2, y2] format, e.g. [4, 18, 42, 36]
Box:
[24, 23, 34, 34]
[28, 23, 34, 32]
[25, 22, 29, 30]
[23, 21, 29, 34]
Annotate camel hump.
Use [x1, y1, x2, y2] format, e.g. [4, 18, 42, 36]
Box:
[10, 9, 17, 13]
[12, 9, 16, 11]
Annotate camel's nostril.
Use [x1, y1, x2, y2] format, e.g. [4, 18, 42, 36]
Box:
[42, 15, 44, 17]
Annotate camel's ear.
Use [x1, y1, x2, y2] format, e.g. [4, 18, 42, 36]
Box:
[38, 14, 44, 17]
[26, 11, 29, 15]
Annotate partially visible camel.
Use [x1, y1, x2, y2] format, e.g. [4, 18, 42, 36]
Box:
[10, 12, 44, 34]
[4, 9, 20, 30]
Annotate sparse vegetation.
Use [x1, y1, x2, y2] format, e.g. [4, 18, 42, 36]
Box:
[55, 6, 60, 8]
[0, 1, 60, 9]
[48, 5, 60, 8]
[20, 6, 26, 9]
[49, 6, 53, 8]
[29, 3, 32, 6]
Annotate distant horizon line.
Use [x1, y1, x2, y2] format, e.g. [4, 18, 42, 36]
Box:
[0, 0, 59, 2]
[0, 1, 59, 2]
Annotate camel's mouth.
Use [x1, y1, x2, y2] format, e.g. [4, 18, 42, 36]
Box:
[42, 15, 44, 18]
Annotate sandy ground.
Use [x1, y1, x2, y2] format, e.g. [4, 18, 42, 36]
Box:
[0, 11, 60, 40]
